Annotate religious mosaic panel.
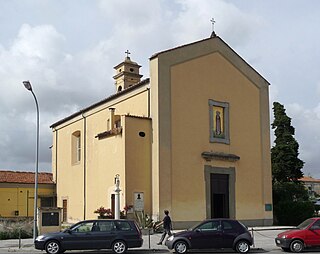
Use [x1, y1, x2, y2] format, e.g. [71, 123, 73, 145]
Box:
[209, 100, 230, 144]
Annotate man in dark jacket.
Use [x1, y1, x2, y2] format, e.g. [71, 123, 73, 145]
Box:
[157, 210, 172, 245]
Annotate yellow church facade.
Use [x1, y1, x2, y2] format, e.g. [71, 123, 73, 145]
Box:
[51, 35, 273, 227]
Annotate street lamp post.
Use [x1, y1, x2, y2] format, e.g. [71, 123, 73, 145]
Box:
[23, 81, 39, 240]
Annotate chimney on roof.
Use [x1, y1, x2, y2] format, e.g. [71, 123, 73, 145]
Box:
[109, 108, 115, 129]
[113, 50, 143, 92]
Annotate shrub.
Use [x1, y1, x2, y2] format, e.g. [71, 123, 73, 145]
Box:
[273, 181, 314, 225]
[274, 201, 315, 226]
[134, 211, 153, 229]
[0, 219, 32, 240]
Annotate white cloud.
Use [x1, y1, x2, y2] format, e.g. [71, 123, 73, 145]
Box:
[285, 103, 320, 178]
[11, 24, 65, 63]
[172, 0, 264, 46]
[0, 0, 319, 180]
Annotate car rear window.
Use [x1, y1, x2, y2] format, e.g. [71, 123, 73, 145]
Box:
[222, 221, 234, 230]
[222, 220, 245, 232]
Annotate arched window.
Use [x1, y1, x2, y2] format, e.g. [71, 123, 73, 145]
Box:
[72, 131, 81, 164]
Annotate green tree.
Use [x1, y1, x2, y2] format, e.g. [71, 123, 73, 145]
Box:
[273, 182, 314, 225]
[271, 102, 313, 225]
[271, 102, 304, 183]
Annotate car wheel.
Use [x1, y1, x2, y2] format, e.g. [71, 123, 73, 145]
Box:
[281, 247, 290, 252]
[45, 240, 61, 254]
[174, 240, 188, 254]
[290, 240, 304, 253]
[112, 240, 127, 254]
[235, 240, 250, 253]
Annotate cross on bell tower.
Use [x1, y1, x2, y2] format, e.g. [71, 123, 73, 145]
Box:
[113, 51, 143, 92]
[125, 50, 131, 59]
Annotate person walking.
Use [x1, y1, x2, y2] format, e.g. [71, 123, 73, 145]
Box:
[157, 210, 172, 245]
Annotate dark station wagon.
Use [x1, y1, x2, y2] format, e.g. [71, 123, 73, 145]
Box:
[35, 219, 143, 254]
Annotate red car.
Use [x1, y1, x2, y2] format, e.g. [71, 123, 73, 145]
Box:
[275, 217, 320, 252]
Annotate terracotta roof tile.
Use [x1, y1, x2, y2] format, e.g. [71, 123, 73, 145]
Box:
[299, 176, 320, 183]
[0, 170, 54, 184]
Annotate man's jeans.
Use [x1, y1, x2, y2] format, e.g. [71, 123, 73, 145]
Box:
[159, 228, 172, 243]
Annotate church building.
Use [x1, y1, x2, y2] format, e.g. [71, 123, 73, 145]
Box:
[50, 34, 273, 227]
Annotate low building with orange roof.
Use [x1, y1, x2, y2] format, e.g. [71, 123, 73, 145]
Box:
[0, 170, 56, 218]
[299, 176, 320, 198]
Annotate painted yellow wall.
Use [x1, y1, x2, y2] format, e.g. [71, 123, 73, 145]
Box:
[52, 87, 150, 222]
[170, 52, 262, 220]
[54, 120, 84, 222]
[85, 111, 125, 219]
[150, 36, 272, 225]
[0, 183, 55, 217]
[124, 116, 152, 214]
[150, 58, 160, 219]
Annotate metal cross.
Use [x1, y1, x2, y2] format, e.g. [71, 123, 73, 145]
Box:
[125, 50, 131, 58]
[210, 18, 216, 32]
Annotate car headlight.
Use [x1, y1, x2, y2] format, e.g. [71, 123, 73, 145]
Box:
[281, 235, 287, 239]
[167, 235, 174, 241]
[36, 235, 47, 241]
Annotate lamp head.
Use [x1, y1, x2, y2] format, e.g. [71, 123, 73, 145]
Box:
[23, 81, 32, 91]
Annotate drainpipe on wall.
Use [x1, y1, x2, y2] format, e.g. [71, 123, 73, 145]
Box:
[52, 127, 58, 209]
[147, 88, 150, 118]
[53, 128, 58, 188]
[81, 112, 87, 220]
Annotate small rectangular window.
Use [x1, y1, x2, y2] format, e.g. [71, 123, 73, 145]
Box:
[62, 199, 67, 222]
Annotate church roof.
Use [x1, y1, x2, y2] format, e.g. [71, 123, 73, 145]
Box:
[50, 78, 150, 128]
[150, 36, 270, 86]
[150, 37, 214, 60]
[0, 170, 54, 184]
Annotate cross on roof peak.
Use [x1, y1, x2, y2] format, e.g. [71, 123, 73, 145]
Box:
[210, 18, 217, 37]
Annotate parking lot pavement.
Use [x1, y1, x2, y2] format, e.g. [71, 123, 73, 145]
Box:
[0, 228, 291, 253]
[250, 229, 280, 251]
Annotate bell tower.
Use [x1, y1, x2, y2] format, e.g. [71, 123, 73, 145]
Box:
[113, 50, 143, 92]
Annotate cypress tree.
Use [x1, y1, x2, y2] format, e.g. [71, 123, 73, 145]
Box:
[271, 102, 304, 183]
[271, 102, 313, 225]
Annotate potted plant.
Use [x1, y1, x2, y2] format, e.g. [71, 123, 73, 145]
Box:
[94, 206, 113, 219]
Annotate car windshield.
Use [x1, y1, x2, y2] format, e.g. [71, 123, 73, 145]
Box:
[297, 218, 314, 229]
[189, 221, 221, 231]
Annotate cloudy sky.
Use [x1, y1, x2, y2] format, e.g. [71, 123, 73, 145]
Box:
[1, 0, 320, 178]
